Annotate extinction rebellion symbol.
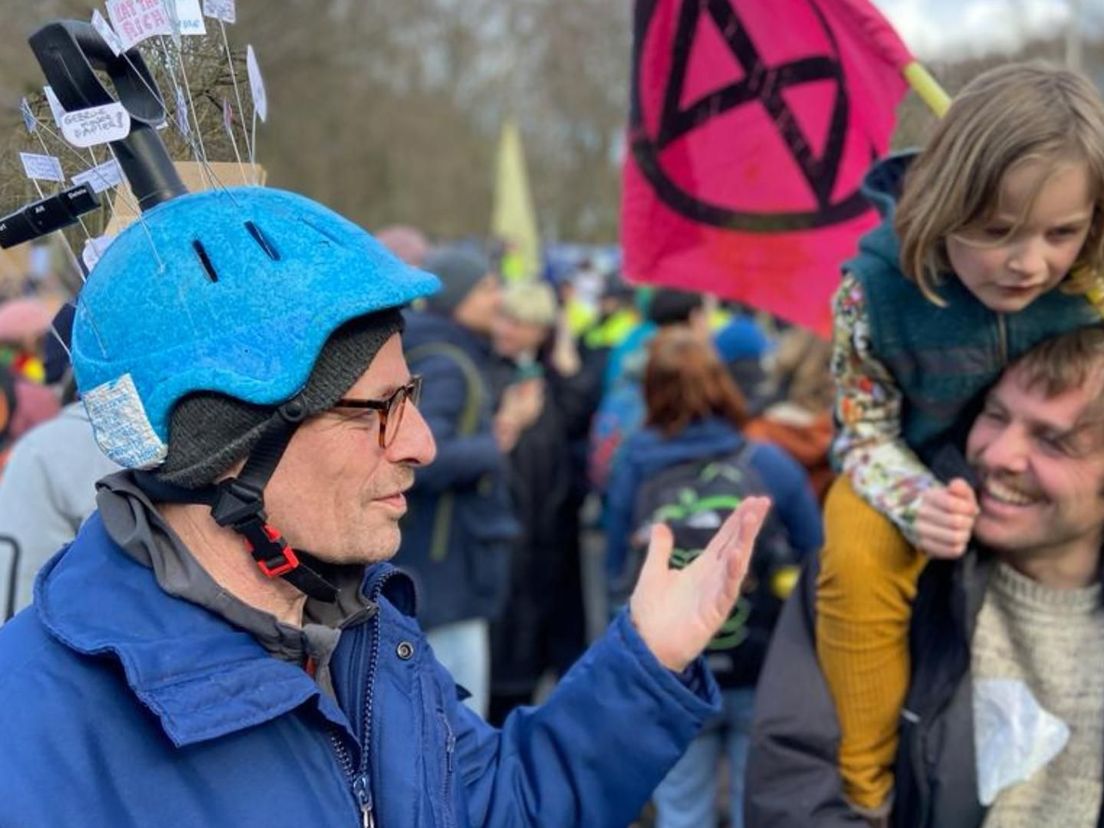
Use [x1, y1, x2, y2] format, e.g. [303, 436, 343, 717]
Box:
[630, 0, 877, 233]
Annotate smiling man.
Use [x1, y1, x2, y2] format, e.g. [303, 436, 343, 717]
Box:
[0, 186, 770, 828]
[967, 340, 1104, 583]
[747, 325, 1104, 828]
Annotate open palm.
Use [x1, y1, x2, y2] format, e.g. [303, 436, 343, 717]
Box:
[629, 497, 771, 672]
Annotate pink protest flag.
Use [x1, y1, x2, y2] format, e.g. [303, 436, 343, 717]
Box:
[621, 0, 916, 335]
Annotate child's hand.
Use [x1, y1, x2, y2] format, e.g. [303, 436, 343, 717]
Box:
[915, 478, 978, 559]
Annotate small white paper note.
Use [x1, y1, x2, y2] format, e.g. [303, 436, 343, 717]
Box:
[107, 0, 172, 51]
[162, 0, 182, 47]
[60, 103, 132, 148]
[19, 152, 65, 183]
[92, 9, 125, 56]
[20, 98, 36, 133]
[246, 44, 267, 123]
[44, 86, 67, 129]
[202, 0, 235, 23]
[72, 159, 124, 193]
[82, 234, 115, 271]
[173, 0, 207, 35]
[175, 87, 191, 137]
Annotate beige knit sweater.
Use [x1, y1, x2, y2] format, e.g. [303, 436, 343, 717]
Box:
[973, 562, 1104, 827]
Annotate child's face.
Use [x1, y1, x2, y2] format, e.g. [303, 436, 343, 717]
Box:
[947, 158, 1095, 313]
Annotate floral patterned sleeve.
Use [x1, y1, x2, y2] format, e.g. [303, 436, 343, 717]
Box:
[830, 273, 937, 543]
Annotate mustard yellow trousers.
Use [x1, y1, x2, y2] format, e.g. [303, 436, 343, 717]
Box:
[815, 476, 927, 810]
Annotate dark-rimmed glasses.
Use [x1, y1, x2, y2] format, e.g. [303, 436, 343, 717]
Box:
[331, 375, 423, 448]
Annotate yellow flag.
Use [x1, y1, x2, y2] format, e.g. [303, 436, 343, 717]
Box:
[492, 119, 540, 282]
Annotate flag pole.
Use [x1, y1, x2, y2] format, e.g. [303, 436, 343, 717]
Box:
[903, 61, 951, 117]
[1066, 0, 1083, 72]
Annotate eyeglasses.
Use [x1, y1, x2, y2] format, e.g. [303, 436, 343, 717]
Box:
[332, 375, 423, 448]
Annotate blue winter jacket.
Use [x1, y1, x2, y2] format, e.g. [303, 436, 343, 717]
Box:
[604, 417, 824, 584]
[401, 309, 519, 630]
[0, 511, 720, 827]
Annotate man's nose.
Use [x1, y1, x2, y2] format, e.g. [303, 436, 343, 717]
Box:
[978, 423, 1029, 474]
[387, 401, 437, 467]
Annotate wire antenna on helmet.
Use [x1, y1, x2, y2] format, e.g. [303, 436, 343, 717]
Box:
[29, 21, 187, 212]
[0, 20, 189, 283]
[214, 17, 252, 184]
[16, 105, 164, 277]
[156, 35, 216, 191]
[105, 36, 230, 198]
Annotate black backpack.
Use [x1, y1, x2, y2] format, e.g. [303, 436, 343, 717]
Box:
[628, 442, 800, 687]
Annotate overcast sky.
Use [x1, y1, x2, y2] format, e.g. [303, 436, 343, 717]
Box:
[873, 0, 1104, 61]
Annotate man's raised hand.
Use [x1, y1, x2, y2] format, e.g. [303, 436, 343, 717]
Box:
[629, 497, 771, 672]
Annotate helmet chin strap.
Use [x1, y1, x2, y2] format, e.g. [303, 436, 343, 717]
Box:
[135, 396, 339, 603]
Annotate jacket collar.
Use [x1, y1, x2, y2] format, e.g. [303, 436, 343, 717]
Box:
[36, 511, 413, 747]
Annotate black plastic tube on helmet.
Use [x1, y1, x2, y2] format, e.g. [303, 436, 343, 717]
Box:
[29, 20, 187, 212]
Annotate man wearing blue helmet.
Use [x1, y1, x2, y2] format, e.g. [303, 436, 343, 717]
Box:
[0, 182, 771, 827]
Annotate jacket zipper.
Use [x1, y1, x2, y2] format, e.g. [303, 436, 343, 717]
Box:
[437, 708, 457, 828]
[329, 572, 395, 828]
[330, 733, 374, 827]
[996, 313, 1008, 365]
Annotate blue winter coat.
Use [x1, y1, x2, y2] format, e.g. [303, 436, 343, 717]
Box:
[401, 310, 519, 629]
[604, 417, 824, 584]
[0, 511, 720, 827]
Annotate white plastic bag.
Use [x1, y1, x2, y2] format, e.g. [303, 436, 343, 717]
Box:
[973, 677, 1070, 805]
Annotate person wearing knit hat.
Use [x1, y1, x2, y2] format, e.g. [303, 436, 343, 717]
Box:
[422, 245, 501, 319]
[0, 27, 773, 825]
[400, 243, 539, 716]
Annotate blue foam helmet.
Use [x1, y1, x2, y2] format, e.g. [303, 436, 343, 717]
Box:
[73, 187, 440, 469]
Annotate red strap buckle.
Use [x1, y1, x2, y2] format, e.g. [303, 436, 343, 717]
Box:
[244, 523, 301, 578]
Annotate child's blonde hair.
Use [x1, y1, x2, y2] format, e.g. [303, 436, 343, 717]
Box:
[896, 62, 1104, 305]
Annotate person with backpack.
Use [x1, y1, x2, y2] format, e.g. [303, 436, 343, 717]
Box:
[401, 245, 542, 716]
[485, 282, 587, 723]
[604, 327, 824, 828]
[589, 289, 710, 499]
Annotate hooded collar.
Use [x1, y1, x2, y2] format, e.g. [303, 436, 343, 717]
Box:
[34, 474, 415, 747]
[859, 149, 917, 221]
[95, 471, 376, 668]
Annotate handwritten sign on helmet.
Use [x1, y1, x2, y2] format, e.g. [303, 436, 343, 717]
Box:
[60, 103, 132, 149]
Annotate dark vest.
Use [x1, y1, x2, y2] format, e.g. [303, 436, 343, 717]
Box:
[845, 224, 1100, 462]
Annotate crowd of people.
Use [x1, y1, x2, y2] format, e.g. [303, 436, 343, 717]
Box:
[0, 59, 1103, 828]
